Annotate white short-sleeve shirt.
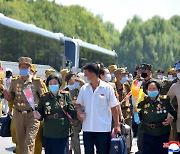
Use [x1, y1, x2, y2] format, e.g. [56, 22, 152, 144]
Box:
[76, 80, 118, 132]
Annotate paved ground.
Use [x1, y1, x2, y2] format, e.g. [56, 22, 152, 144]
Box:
[0, 135, 138, 154]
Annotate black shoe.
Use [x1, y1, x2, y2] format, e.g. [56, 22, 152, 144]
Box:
[135, 151, 142, 154]
[13, 148, 16, 153]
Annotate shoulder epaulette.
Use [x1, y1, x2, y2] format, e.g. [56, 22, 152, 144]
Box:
[159, 95, 169, 100]
[12, 76, 20, 80]
[33, 77, 41, 81]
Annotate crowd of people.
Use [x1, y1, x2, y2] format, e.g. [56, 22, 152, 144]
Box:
[0, 56, 180, 154]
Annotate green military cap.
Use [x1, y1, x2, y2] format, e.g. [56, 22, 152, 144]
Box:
[60, 69, 70, 75]
[18, 57, 32, 66]
[167, 68, 174, 74]
[108, 65, 117, 72]
[45, 69, 55, 75]
[140, 63, 152, 71]
[114, 68, 126, 75]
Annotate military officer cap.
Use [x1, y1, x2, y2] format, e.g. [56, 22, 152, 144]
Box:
[60, 69, 70, 75]
[175, 61, 180, 71]
[114, 68, 126, 75]
[167, 68, 175, 74]
[45, 69, 55, 75]
[108, 65, 117, 72]
[18, 57, 32, 66]
[140, 63, 152, 71]
[31, 64, 37, 73]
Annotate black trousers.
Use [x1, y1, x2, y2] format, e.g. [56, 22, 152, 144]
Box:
[43, 136, 68, 154]
[142, 132, 169, 154]
[83, 131, 111, 154]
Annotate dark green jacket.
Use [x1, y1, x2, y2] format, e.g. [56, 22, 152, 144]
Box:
[138, 96, 177, 136]
[38, 91, 77, 138]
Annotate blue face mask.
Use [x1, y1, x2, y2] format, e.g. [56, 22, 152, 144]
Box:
[19, 69, 30, 77]
[68, 82, 80, 91]
[106, 74, 112, 82]
[121, 77, 127, 84]
[147, 91, 159, 98]
[74, 82, 80, 89]
[111, 73, 115, 78]
[157, 75, 163, 79]
[49, 85, 59, 93]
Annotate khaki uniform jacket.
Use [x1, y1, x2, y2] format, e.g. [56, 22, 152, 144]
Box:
[9, 76, 47, 111]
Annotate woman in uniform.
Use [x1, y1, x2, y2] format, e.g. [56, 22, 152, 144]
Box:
[138, 80, 177, 154]
[34, 73, 77, 154]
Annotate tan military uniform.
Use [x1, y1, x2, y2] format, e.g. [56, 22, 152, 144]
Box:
[116, 80, 133, 153]
[69, 89, 82, 154]
[8, 75, 46, 154]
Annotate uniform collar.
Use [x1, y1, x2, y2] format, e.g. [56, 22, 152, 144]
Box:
[23, 75, 33, 85]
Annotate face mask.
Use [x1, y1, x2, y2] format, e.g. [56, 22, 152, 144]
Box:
[111, 73, 115, 78]
[68, 84, 75, 90]
[157, 75, 163, 79]
[177, 73, 180, 80]
[128, 77, 133, 81]
[105, 74, 112, 82]
[141, 72, 148, 78]
[84, 76, 90, 83]
[120, 77, 127, 84]
[19, 69, 30, 77]
[74, 82, 80, 89]
[49, 85, 59, 93]
[168, 75, 173, 80]
[147, 91, 159, 98]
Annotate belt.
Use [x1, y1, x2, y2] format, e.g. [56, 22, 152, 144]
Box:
[144, 122, 162, 129]
[16, 109, 33, 114]
[46, 113, 65, 120]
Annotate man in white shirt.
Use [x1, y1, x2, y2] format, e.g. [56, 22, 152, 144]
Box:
[76, 63, 120, 154]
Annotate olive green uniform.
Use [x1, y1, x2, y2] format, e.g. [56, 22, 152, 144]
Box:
[138, 97, 176, 136]
[37, 91, 77, 138]
[8, 76, 46, 154]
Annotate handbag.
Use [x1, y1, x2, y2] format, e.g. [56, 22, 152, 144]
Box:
[0, 115, 12, 137]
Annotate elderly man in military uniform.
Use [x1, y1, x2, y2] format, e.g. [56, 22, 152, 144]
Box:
[114, 68, 133, 153]
[0, 57, 46, 154]
[108, 64, 117, 83]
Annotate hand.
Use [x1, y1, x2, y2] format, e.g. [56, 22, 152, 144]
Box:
[77, 112, 86, 122]
[33, 111, 41, 119]
[7, 111, 12, 117]
[162, 113, 174, 126]
[113, 125, 121, 136]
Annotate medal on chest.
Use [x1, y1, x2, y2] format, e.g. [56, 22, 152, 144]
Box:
[156, 102, 166, 114]
[45, 102, 51, 114]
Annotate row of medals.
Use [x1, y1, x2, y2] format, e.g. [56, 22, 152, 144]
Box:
[144, 102, 167, 114]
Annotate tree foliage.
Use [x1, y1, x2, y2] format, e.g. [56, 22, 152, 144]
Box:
[0, 0, 179, 72]
[118, 15, 180, 72]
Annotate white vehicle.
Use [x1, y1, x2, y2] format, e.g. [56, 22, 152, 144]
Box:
[0, 13, 117, 73]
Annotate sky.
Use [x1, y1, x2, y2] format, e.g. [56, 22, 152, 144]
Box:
[55, 0, 180, 32]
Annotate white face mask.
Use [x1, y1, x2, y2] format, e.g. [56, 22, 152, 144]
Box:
[84, 76, 90, 83]
[105, 74, 112, 82]
[167, 75, 173, 80]
[177, 73, 180, 80]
